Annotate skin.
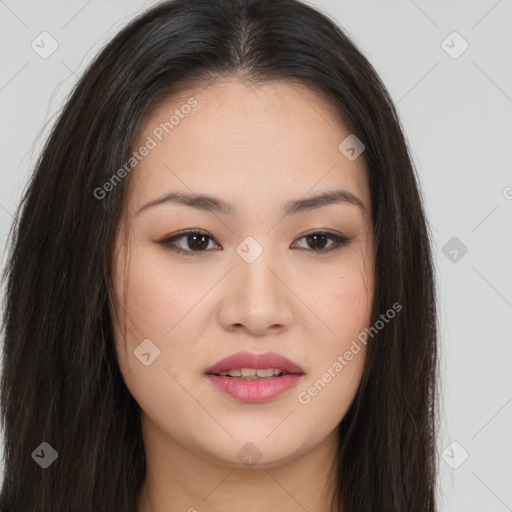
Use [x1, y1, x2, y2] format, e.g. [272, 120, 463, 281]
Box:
[110, 76, 375, 512]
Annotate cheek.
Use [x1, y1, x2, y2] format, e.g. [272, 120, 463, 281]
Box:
[294, 348, 366, 443]
[110, 245, 213, 401]
[294, 271, 371, 425]
[112, 244, 198, 342]
[110, 248, 204, 420]
[307, 256, 374, 346]
[296, 255, 373, 401]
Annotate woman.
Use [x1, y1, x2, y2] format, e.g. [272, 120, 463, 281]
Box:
[0, 0, 438, 510]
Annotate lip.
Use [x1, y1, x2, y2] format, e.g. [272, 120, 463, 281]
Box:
[205, 351, 305, 403]
[205, 351, 304, 375]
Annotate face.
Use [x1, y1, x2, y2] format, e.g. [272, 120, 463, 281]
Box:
[111, 77, 374, 469]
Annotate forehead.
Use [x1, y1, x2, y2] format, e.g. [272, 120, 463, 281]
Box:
[127, 77, 369, 213]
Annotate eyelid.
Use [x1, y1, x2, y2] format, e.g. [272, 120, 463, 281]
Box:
[158, 229, 353, 255]
[292, 230, 352, 251]
[159, 230, 220, 255]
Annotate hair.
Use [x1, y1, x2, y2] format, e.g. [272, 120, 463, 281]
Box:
[0, 0, 438, 510]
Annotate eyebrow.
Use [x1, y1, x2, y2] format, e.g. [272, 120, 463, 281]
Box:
[136, 189, 366, 217]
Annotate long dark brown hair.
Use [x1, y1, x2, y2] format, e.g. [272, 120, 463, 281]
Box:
[0, 0, 438, 510]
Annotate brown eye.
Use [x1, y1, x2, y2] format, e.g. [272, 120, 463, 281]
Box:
[305, 233, 330, 250]
[159, 230, 219, 254]
[293, 232, 352, 253]
[159, 230, 351, 256]
[184, 233, 210, 251]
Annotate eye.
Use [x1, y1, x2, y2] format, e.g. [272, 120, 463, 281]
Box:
[159, 230, 220, 255]
[158, 230, 352, 255]
[292, 231, 352, 253]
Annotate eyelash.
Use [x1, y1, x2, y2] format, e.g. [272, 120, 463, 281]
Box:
[158, 230, 353, 256]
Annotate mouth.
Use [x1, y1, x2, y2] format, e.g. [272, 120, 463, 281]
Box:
[214, 368, 292, 379]
[205, 351, 305, 403]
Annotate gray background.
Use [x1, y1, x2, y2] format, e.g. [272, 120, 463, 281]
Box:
[0, 0, 511, 510]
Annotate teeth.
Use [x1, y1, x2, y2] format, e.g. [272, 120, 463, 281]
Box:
[217, 368, 285, 379]
[254, 368, 275, 377]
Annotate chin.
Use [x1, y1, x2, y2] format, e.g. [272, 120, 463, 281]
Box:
[193, 430, 311, 470]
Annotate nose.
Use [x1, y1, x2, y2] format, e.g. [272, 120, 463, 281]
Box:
[216, 245, 294, 337]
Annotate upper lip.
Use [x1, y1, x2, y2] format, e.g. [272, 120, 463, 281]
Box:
[205, 351, 304, 375]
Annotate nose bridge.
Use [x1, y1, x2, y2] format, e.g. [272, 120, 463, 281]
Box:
[218, 234, 293, 334]
[235, 234, 281, 301]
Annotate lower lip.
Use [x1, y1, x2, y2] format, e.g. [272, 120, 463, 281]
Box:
[206, 374, 303, 403]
